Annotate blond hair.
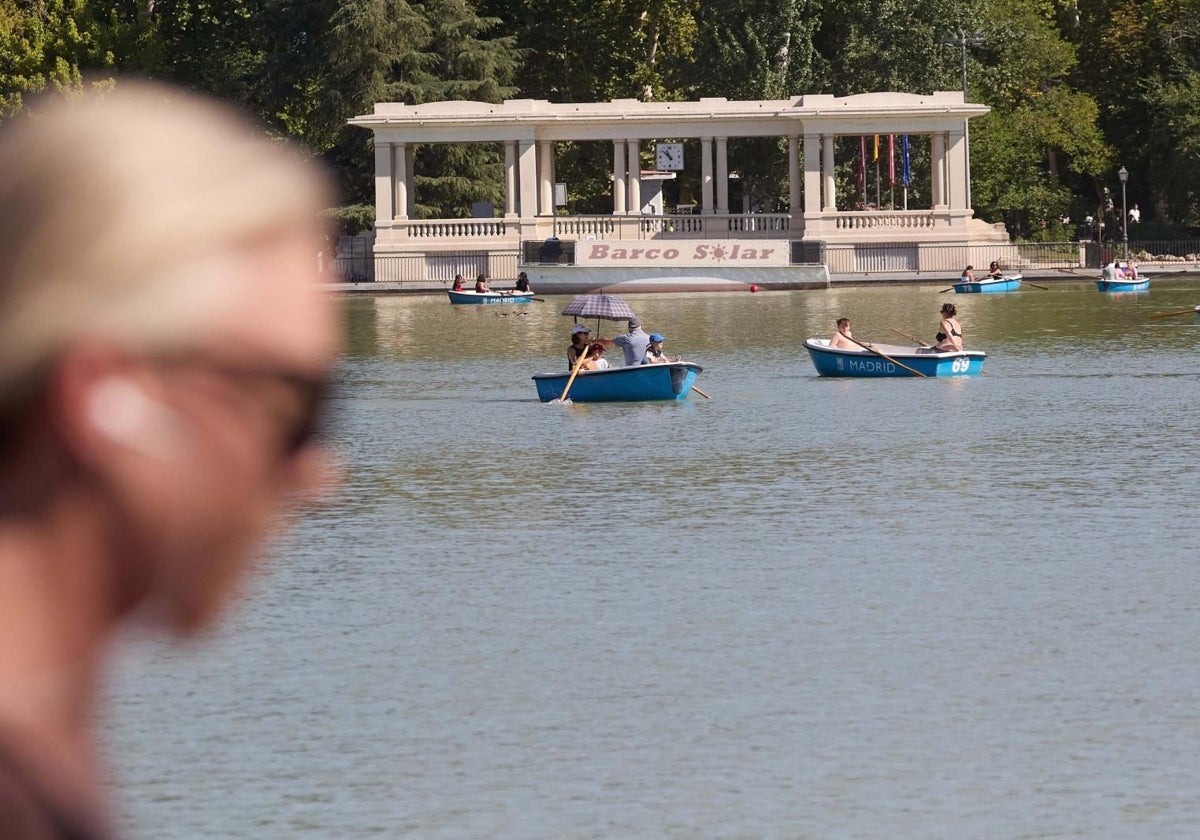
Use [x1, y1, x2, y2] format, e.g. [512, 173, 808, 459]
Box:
[0, 80, 332, 404]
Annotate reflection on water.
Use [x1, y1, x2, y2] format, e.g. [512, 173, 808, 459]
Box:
[110, 280, 1200, 837]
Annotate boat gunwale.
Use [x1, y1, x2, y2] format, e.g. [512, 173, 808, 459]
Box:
[804, 338, 986, 360]
[532, 361, 703, 381]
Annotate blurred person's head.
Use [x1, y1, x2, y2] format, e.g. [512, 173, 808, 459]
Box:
[0, 80, 339, 634]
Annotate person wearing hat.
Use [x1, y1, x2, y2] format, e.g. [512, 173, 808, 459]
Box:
[567, 324, 592, 368]
[581, 342, 610, 371]
[610, 316, 650, 367]
[642, 333, 680, 364]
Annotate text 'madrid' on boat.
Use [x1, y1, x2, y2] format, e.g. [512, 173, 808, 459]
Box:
[532, 362, 703, 402]
[954, 274, 1023, 294]
[804, 339, 986, 378]
[447, 289, 536, 305]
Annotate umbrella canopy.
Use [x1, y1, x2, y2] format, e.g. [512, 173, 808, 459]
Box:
[561, 294, 637, 322]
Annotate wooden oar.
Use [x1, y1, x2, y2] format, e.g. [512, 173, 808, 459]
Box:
[938, 284, 957, 293]
[846, 335, 926, 377]
[1018, 279, 1049, 290]
[1149, 307, 1200, 320]
[691, 385, 712, 399]
[555, 350, 591, 403]
[889, 327, 931, 348]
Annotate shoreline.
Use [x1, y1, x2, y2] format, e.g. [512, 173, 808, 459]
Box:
[323, 266, 1200, 295]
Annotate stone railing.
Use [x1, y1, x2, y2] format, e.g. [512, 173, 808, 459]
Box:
[405, 219, 509, 238]
[833, 211, 936, 231]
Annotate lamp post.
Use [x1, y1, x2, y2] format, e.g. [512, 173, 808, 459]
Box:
[943, 27, 985, 210]
[1118, 166, 1129, 261]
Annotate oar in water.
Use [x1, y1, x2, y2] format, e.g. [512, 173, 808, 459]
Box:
[938, 285, 957, 293]
[553, 350, 591, 404]
[846, 335, 926, 378]
[1018, 278, 1050, 290]
[1149, 307, 1200, 320]
[888, 327, 931, 348]
[691, 385, 712, 399]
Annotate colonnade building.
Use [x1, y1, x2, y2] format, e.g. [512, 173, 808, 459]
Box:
[349, 91, 1009, 292]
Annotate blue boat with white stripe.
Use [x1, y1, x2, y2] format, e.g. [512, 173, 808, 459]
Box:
[448, 290, 535, 305]
[954, 274, 1022, 293]
[1095, 277, 1149, 293]
[804, 339, 986, 378]
[532, 362, 702, 402]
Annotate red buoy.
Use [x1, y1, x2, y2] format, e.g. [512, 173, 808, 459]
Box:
[749, 284, 760, 293]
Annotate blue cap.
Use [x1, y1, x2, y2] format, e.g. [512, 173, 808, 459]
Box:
[649, 333, 664, 342]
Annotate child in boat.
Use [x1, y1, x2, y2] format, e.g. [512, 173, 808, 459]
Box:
[581, 342, 609, 370]
[643, 333, 680, 364]
[829, 318, 857, 349]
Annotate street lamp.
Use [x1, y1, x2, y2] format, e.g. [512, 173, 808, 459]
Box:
[943, 27, 985, 209]
[1118, 165, 1129, 261]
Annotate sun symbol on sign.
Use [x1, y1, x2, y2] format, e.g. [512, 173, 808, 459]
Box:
[711, 246, 728, 260]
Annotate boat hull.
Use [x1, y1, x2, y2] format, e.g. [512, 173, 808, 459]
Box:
[804, 339, 986, 378]
[1095, 278, 1149, 292]
[448, 290, 534, 304]
[954, 276, 1021, 293]
[532, 362, 702, 402]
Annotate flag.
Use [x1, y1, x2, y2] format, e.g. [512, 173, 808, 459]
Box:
[859, 136, 866, 196]
[901, 135, 911, 187]
[888, 135, 896, 186]
[873, 134, 879, 162]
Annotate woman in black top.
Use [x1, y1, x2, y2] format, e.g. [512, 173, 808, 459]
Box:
[933, 302, 963, 351]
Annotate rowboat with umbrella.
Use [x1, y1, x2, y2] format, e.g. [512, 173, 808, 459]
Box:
[532, 293, 705, 402]
[804, 338, 986, 377]
[447, 289, 535, 305]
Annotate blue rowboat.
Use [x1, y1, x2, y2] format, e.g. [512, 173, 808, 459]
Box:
[448, 290, 535, 305]
[532, 362, 702, 402]
[1095, 277, 1149, 293]
[804, 339, 986, 378]
[954, 274, 1022, 293]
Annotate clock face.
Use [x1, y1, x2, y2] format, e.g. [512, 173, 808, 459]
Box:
[656, 142, 683, 170]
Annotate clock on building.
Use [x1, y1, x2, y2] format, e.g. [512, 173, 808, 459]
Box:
[655, 142, 684, 171]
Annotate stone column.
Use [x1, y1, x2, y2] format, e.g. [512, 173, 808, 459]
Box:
[373, 139, 393, 222]
[802, 134, 820, 215]
[518, 139, 538, 219]
[716, 137, 729, 214]
[390, 143, 408, 220]
[821, 135, 836, 211]
[403, 144, 415, 218]
[538, 140, 554, 215]
[947, 126, 968, 210]
[788, 135, 802, 217]
[701, 137, 714, 214]
[626, 139, 641, 214]
[931, 132, 947, 209]
[612, 140, 627, 215]
[504, 141, 517, 217]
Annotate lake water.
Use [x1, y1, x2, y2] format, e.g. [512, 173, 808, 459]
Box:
[107, 278, 1200, 838]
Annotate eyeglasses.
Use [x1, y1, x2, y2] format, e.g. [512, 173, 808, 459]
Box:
[162, 355, 330, 457]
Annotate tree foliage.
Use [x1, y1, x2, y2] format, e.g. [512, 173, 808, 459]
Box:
[1, 0, 1197, 227]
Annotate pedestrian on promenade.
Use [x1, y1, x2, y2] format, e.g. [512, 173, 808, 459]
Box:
[0, 81, 339, 840]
